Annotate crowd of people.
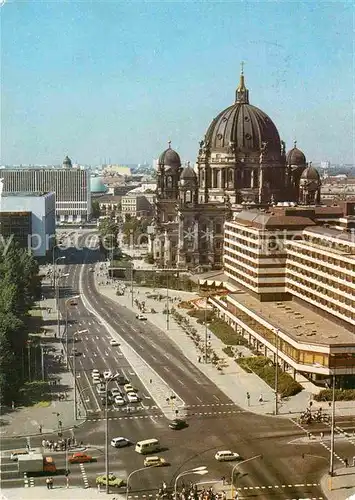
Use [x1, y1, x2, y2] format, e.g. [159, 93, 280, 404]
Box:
[41, 437, 83, 451]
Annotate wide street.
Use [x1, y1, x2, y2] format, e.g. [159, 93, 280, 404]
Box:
[2, 232, 355, 499]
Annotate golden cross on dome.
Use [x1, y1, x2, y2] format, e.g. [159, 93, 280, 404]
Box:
[294, 139, 297, 148]
[168, 140, 171, 149]
[241, 61, 245, 75]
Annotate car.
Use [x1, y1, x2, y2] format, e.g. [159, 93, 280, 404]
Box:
[114, 396, 125, 406]
[109, 339, 119, 346]
[126, 392, 139, 403]
[111, 388, 121, 397]
[123, 384, 135, 393]
[96, 386, 106, 395]
[169, 419, 188, 430]
[10, 450, 29, 461]
[89, 267, 94, 272]
[68, 452, 93, 464]
[70, 348, 81, 356]
[110, 437, 130, 448]
[70, 300, 78, 306]
[136, 314, 147, 321]
[92, 369, 100, 376]
[143, 456, 167, 467]
[93, 376, 101, 383]
[214, 450, 240, 462]
[103, 370, 112, 380]
[96, 474, 126, 488]
[116, 375, 128, 385]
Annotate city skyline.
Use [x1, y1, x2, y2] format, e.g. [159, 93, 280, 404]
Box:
[1, 1, 354, 165]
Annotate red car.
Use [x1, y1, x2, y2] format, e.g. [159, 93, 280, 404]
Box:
[68, 452, 93, 464]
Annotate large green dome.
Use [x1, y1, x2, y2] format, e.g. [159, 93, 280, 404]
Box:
[90, 176, 108, 193]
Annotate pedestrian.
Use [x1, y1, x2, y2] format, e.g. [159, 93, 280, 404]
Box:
[198, 356, 201, 363]
[345, 458, 349, 467]
[246, 392, 250, 406]
[26, 444, 30, 451]
[320, 432, 324, 440]
[352, 456, 355, 467]
[11, 401, 15, 410]
[46, 478, 50, 490]
[49, 477, 53, 489]
[221, 475, 226, 485]
[259, 394, 263, 403]
[39, 425, 42, 434]
[42, 439, 46, 448]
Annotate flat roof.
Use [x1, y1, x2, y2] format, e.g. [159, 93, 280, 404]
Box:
[228, 291, 355, 346]
[2, 191, 52, 197]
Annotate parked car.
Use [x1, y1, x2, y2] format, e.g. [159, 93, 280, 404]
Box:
[169, 419, 188, 430]
[103, 370, 112, 380]
[114, 396, 125, 406]
[123, 384, 136, 393]
[68, 452, 93, 464]
[111, 388, 121, 398]
[96, 386, 106, 395]
[126, 392, 139, 403]
[109, 339, 119, 346]
[136, 314, 147, 321]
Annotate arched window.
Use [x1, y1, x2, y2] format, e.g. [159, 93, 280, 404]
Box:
[166, 176, 173, 188]
[186, 191, 192, 203]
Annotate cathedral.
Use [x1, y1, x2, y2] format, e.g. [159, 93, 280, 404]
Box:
[150, 70, 321, 270]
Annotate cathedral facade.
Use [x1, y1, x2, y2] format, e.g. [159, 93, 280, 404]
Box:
[150, 71, 321, 270]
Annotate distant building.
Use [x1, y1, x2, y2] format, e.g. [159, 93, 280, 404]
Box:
[102, 165, 131, 177]
[2, 157, 91, 222]
[121, 194, 154, 220]
[90, 176, 108, 198]
[0, 191, 56, 256]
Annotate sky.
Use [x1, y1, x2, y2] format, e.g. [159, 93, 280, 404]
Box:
[1, 0, 354, 165]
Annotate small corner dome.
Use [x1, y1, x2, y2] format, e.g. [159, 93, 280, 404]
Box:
[180, 164, 197, 180]
[300, 164, 320, 181]
[286, 142, 306, 166]
[158, 143, 181, 169]
[90, 176, 108, 193]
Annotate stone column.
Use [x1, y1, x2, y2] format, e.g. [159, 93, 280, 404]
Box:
[164, 231, 171, 266]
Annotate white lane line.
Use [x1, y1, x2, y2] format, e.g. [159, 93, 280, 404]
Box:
[213, 395, 220, 402]
[82, 369, 101, 412]
[150, 355, 158, 361]
[196, 396, 203, 402]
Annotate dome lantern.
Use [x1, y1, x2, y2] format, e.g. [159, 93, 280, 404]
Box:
[235, 62, 249, 104]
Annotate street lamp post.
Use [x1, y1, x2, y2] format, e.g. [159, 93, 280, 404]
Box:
[125, 466, 160, 499]
[174, 467, 208, 498]
[204, 297, 209, 363]
[71, 329, 88, 421]
[54, 256, 66, 311]
[105, 373, 119, 494]
[130, 264, 134, 307]
[329, 373, 336, 478]
[166, 272, 169, 330]
[56, 273, 69, 338]
[64, 295, 80, 367]
[275, 329, 279, 416]
[230, 455, 262, 497]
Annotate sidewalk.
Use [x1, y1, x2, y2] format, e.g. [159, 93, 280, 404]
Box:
[320, 467, 355, 500]
[95, 267, 355, 419]
[1, 486, 120, 500]
[0, 271, 84, 438]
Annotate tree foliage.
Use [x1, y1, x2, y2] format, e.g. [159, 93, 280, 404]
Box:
[0, 240, 39, 404]
[98, 218, 119, 254]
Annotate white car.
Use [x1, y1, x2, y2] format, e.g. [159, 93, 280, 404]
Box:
[136, 314, 147, 321]
[114, 396, 125, 406]
[123, 384, 135, 393]
[96, 386, 106, 395]
[93, 377, 101, 385]
[126, 392, 139, 403]
[215, 450, 240, 462]
[103, 370, 112, 380]
[109, 339, 119, 347]
[111, 388, 121, 397]
[92, 369, 100, 377]
[110, 437, 130, 448]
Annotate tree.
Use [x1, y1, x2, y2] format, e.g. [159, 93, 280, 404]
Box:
[91, 200, 101, 219]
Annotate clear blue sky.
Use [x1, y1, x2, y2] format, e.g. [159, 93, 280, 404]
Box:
[1, 0, 354, 165]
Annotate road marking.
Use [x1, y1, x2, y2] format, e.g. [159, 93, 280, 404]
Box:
[96, 336, 99, 340]
[213, 395, 220, 402]
[79, 463, 89, 489]
[150, 354, 158, 361]
[196, 396, 203, 402]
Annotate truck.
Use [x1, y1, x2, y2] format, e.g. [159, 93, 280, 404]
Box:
[17, 453, 56, 474]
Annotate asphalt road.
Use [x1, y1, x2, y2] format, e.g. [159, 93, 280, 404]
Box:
[2, 235, 355, 498]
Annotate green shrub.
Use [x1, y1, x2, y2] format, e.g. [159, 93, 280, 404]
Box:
[236, 356, 302, 397]
[314, 389, 355, 401]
